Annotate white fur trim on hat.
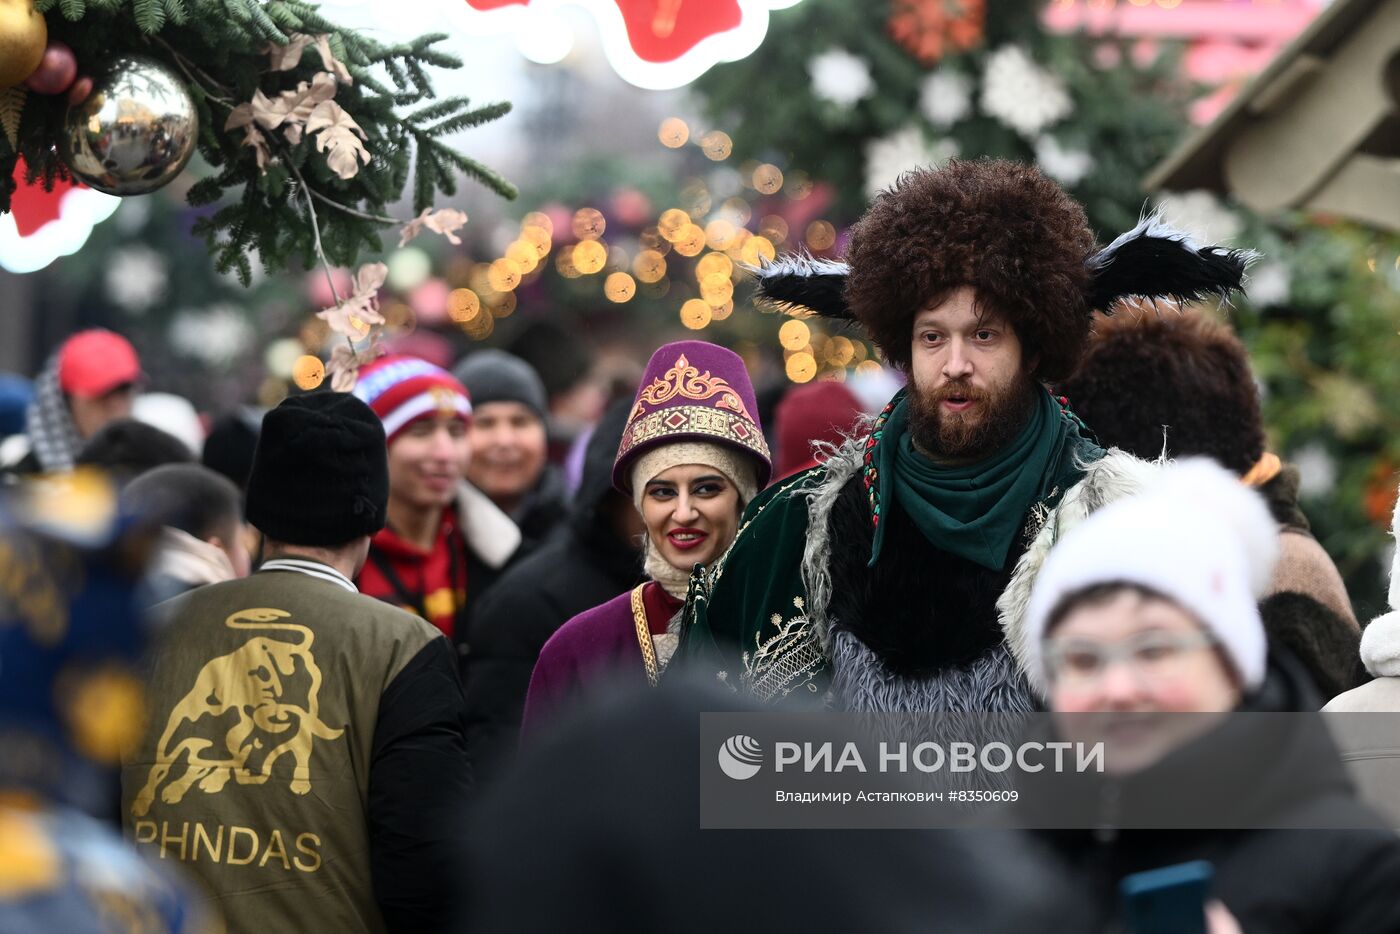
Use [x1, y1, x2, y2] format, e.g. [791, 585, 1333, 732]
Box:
[629, 441, 760, 511]
[1022, 458, 1278, 695]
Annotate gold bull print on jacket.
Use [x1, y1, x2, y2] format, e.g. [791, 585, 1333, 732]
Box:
[132, 608, 345, 817]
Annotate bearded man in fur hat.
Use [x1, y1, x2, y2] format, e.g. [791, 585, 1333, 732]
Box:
[676, 159, 1253, 711]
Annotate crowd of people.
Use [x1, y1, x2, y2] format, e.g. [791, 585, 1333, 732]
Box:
[2, 158, 1399, 932]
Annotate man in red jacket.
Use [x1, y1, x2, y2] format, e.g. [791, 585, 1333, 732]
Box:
[353, 355, 520, 658]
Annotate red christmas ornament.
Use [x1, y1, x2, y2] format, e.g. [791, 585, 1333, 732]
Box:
[22, 41, 77, 95]
[887, 0, 986, 66]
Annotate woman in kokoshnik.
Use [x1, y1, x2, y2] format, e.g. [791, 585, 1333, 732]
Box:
[521, 340, 770, 726]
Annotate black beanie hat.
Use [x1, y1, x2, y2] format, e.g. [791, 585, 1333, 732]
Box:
[245, 392, 389, 547]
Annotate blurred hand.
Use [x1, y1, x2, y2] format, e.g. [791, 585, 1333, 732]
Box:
[1206, 901, 1242, 934]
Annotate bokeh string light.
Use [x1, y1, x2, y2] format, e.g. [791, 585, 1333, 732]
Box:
[605, 271, 637, 303]
[292, 355, 326, 390]
[680, 298, 714, 330]
[311, 116, 876, 387]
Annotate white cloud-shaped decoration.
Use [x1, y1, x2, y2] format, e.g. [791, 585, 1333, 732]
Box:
[0, 186, 121, 275]
[323, 0, 806, 90]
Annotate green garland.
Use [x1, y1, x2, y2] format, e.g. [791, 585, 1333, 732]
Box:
[1, 0, 516, 283]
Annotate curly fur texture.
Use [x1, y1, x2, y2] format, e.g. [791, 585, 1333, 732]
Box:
[829, 629, 1036, 717]
[1261, 592, 1364, 696]
[844, 159, 1096, 380]
[1057, 307, 1266, 476]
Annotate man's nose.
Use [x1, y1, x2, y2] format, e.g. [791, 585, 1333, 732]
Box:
[942, 340, 973, 378]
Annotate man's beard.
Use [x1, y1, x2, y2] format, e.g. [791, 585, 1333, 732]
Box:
[908, 373, 1039, 463]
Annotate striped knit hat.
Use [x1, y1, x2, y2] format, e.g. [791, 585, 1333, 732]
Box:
[352, 355, 472, 443]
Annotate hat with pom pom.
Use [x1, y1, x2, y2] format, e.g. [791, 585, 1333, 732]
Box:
[1023, 458, 1279, 693]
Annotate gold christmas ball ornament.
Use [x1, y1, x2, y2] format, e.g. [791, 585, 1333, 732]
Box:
[0, 0, 47, 88]
[61, 54, 197, 196]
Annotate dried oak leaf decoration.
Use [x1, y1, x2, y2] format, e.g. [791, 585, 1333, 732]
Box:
[398, 207, 469, 247]
[317, 262, 387, 340]
[328, 341, 384, 393]
[307, 100, 371, 180]
[223, 71, 339, 168]
[223, 107, 272, 170]
[265, 33, 353, 85]
[261, 72, 339, 144]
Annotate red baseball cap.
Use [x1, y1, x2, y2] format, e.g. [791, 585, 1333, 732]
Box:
[57, 329, 142, 399]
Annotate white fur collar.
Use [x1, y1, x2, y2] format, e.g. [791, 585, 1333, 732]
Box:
[798, 430, 869, 651]
[155, 526, 237, 587]
[996, 450, 1164, 695]
[454, 480, 522, 570]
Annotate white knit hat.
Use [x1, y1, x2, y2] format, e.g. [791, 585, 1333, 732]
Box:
[1023, 458, 1279, 694]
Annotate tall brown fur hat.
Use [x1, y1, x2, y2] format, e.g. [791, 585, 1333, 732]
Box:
[845, 159, 1095, 380]
[1057, 305, 1265, 475]
[747, 158, 1256, 383]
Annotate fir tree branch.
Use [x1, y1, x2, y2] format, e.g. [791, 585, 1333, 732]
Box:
[285, 153, 342, 308]
[409, 96, 475, 123]
[150, 35, 235, 105]
[427, 101, 512, 136]
[306, 187, 397, 225]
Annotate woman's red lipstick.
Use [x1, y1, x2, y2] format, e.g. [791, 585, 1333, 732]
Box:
[667, 527, 709, 551]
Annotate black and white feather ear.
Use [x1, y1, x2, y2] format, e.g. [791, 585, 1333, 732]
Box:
[1086, 212, 1258, 313]
[744, 253, 854, 321]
